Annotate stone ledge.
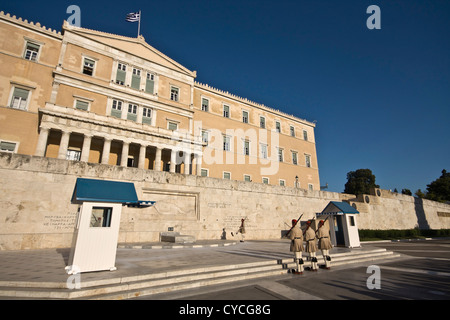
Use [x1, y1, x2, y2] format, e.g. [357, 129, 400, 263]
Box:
[160, 232, 195, 244]
[118, 240, 239, 249]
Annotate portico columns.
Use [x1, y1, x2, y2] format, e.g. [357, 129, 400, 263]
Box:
[57, 130, 71, 159]
[195, 153, 202, 176]
[184, 152, 191, 175]
[101, 138, 112, 164]
[154, 147, 162, 171]
[170, 149, 176, 173]
[138, 144, 146, 169]
[35, 127, 50, 157]
[120, 141, 129, 167]
[80, 134, 92, 162]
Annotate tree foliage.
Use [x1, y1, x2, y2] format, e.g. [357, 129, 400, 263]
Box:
[344, 168, 379, 195]
[425, 169, 450, 203]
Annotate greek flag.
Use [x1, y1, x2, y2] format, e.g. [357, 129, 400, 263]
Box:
[126, 12, 140, 22]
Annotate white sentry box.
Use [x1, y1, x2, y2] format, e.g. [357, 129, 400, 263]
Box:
[66, 202, 123, 274]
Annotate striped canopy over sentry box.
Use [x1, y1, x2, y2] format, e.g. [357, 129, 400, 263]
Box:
[319, 201, 359, 216]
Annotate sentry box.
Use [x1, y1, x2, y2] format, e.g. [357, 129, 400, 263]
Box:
[316, 201, 361, 248]
[66, 178, 154, 274]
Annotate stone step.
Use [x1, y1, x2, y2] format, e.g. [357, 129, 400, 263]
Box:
[0, 260, 282, 299]
[0, 248, 401, 300]
[281, 249, 402, 269]
[279, 248, 391, 264]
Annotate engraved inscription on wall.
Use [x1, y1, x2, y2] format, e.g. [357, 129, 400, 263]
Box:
[43, 212, 77, 231]
[224, 216, 253, 230]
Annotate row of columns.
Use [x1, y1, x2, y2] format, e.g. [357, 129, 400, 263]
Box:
[35, 127, 202, 175]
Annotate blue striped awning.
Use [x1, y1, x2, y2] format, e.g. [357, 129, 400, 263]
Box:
[72, 178, 155, 208]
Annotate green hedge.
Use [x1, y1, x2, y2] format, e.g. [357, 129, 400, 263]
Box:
[359, 229, 450, 241]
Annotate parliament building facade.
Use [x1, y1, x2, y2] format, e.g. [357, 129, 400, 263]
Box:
[0, 11, 320, 191]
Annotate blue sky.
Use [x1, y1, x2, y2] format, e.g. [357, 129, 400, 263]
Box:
[3, 0, 449, 193]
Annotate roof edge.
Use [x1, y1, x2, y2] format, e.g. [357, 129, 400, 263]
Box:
[63, 21, 197, 78]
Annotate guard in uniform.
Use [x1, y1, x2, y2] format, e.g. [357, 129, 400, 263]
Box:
[317, 219, 333, 269]
[304, 220, 318, 271]
[288, 219, 304, 274]
[237, 218, 246, 242]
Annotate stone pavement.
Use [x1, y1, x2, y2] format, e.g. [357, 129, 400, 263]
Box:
[0, 239, 395, 299]
[0, 240, 366, 284]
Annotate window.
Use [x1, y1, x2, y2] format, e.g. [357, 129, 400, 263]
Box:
[202, 130, 209, 145]
[223, 135, 231, 151]
[116, 63, 126, 85]
[132, 68, 141, 76]
[170, 86, 179, 102]
[303, 130, 308, 141]
[128, 104, 137, 114]
[275, 121, 281, 133]
[260, 116, 266, 129]
[260, 143, 268, 159]
[244, 175, 251, 182]
[243, 140, 250, 156]
[292, 151, 298, 165]
[24, 42, 40, 61]
[82, 57, 95, 76]
[279, 180, 286, 187]
[349, 215, 355, 227]
[223, 172, 231, 180]
[262, 177, 269, 184]
[145, 73, 155, 94]
[290, 125, 295, 137]
[305, 154, 311, 168]
[127, 104, 138, 121]
[66, 149, 81, 161]
[90, 207, 113, 228]
[10, 87, 30, 110]
[131, 68, 141, 89]
[111, 99, 122, 118]
[168, 121, 178, 131]
[201, 98, 209, 112]
[142, 107, 152, 125]
[242, 110, 249, 123]
[0, 141, 17, 153]
[75, 99, 89, 111]
[278, 148, 284, 162]
[201, 169, 208, 177]
[223, 105, 230, 118]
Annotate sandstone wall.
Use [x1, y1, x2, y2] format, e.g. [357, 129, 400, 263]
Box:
[1, 153, 449, 250]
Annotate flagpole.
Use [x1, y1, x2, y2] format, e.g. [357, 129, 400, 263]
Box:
[137, 10, 141, 37]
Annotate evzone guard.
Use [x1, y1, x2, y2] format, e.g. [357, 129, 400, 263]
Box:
[286, 215, 304, 275]
[231, 218, 246, 242]
[304, 220, 318, 271]
[317, 218, 332, 269]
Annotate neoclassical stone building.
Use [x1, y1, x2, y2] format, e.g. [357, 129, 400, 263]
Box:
[0, 11, 320, 190]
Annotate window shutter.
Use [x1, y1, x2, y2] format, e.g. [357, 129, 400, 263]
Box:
[27, 42, 40, 51]
[13, 87, 29, 99]
[131, 75, 140, 89]
[145, 79, 154, 94]
[75, 100, 89, 111]
[0, 141, 16, 152]
[116, 69, 126, 83]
